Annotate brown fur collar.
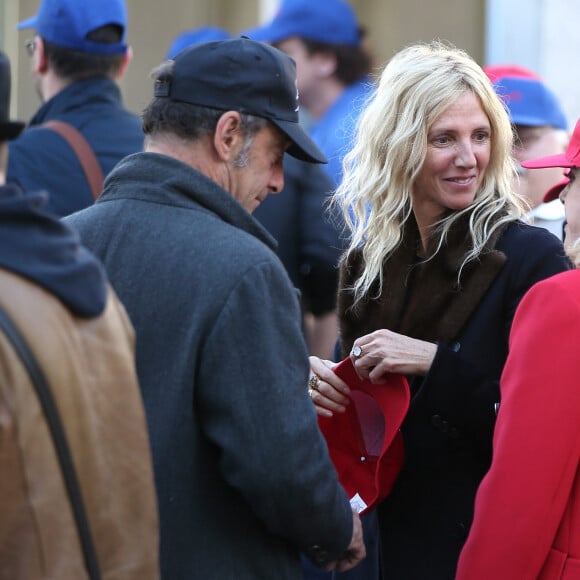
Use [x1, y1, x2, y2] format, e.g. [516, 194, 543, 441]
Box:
[338, 213, 508, 357]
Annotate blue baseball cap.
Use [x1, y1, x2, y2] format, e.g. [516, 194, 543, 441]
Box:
[166, 27, 231, 60]
[492, 75, 568, 130]
[244, 0, 360, 46]
[17, 0, 128, 55]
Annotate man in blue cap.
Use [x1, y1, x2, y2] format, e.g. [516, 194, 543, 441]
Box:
[247, 5, 380, 575]
[245, 0, 374, 189]
[7, 0, 143, 217]
[485, 64, 569, 239]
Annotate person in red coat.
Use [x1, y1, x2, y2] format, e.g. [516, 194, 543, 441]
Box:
[456, 118, 580, 579]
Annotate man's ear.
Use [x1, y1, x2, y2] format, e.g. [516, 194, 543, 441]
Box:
[213, 111, 244, 162]
[35, 36, 49, 74]
[115, 46, 133, 80]
[313, 51, 337, 79]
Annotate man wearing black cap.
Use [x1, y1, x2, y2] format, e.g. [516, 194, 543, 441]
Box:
[0, 50, 159, 578]
[66, 38, 365, 579]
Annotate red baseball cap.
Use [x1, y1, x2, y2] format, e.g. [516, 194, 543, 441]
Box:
[484, 65, 567, 130]
[523, 118, 580, 170]
[317, 357, 410, 515]
[483, 64, 541, 83]
[543, 171, 570, 202]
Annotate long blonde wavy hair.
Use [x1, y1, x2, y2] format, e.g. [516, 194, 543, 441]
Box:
[335, 41, 527, 303]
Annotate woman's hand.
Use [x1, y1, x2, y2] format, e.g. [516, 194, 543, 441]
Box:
[308, 356, 351, 417]
[350, 329, 437, 381]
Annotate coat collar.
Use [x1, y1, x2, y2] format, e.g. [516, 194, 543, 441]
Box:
[29, 77, 123, 126]
[339, 213, 508, 354]
[99, 151, 278, 253]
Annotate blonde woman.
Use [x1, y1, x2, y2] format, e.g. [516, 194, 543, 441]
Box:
[308, 42, 572, 579]
[457, 119, 580, 579]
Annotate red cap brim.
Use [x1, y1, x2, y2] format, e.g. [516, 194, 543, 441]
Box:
[544, 175, 570, 202]
[522, 153, 575, 169]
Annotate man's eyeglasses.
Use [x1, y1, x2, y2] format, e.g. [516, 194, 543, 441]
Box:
[25, 38, 36, 57]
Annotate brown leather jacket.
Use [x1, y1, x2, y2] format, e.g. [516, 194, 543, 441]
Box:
[0, 270, 159, 579]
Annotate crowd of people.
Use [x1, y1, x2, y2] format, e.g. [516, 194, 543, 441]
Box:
[1, 0, 579, 579]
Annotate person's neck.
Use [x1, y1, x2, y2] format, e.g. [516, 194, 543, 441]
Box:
[145, 135, 222, 184]
[412, 208, 440, 257]
[39, 71, 74, 103]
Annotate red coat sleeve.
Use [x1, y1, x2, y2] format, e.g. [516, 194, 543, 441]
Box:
[456, 271, 580, 579]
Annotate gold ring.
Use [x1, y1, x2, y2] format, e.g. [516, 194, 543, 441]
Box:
[308, 374, 321, 390]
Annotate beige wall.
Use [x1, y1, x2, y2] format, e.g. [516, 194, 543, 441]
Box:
[121, 0, 261, 117]
[357, 0, 484, 68]
[2, 0, 484, 121]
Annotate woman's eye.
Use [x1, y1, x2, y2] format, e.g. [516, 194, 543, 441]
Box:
[474, 131, 489, 142]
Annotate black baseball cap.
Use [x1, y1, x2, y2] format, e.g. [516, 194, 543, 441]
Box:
[154, 37, 326, 164]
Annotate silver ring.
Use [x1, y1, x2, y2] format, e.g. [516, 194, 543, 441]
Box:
[308, 388, 315, 399]
[308, 374, 321, 390]
[352, 345, 362, 358]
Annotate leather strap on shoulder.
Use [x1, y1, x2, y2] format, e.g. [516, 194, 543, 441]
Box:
[0, 307, 102, 579]
[43, 120, 104, 201]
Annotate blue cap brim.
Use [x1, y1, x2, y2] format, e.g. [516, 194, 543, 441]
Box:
[242, 25, 274, 43]
[17, 16, 37, 30]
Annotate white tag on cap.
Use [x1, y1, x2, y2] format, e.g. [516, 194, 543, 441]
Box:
[349, 493, 368, 514]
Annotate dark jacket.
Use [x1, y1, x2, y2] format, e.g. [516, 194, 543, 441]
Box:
[338, 215, 572, 580]
[7, 77, 143, 217]
[66, 152, 353, 580]
[0, 184, 106, 316]
[254, 155, 343, 315]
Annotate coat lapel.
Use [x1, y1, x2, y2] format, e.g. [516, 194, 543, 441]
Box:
[338, 213, 508, 353]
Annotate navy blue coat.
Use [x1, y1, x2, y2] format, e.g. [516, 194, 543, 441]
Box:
[7, 77, 143, 217]
[338, 216, 572, 580]
[66, 153, 353, 580]
[254, 155, 343, 316]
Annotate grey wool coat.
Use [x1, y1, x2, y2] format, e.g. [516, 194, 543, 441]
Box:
[66, 152, 353, 580]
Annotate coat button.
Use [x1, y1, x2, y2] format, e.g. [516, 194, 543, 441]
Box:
[309, 545, 328, 566]
[431, 414, 443, 428]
